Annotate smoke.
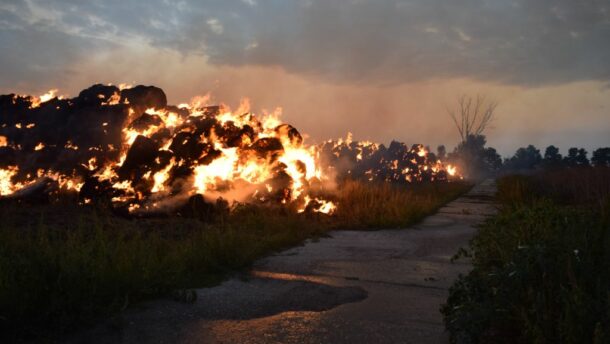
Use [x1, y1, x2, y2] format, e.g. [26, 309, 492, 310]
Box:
[0, 84, 348, 216]
[0, 83, 458, 217]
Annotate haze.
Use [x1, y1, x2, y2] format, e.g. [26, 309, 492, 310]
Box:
[1, 0, 609, 156]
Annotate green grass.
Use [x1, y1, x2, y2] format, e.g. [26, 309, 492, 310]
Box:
[0, 180, 470, 341]
[442, 168, 610, 344]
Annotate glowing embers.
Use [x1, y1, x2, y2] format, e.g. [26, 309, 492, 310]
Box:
[320, 132, 460, 183]
[0, 165, 82, 197]
[0, 166, 19, 196]
[0, 84, 336, 215]
[29, 89, 62, 108]
[0, 84, 464, 218]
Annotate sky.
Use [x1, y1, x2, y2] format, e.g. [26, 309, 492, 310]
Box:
[0, 0, 609, 157]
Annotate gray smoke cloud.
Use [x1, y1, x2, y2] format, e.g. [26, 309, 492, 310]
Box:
[1, 0, 608, 157]
[1, 0, 609, 87]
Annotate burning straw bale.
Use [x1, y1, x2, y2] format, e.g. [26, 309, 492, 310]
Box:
[319, 134, 457, 184]
[0, 84, 338, 215]
[0, 85, 460, 217]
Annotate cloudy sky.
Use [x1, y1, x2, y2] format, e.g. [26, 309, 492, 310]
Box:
[1, 0, 609, 156]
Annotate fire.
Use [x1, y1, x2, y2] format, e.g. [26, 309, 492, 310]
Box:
[117, 83, 133, 90]
[417, 146, 427, 157]
[0, 167, 19, 196]
[102, 92, 121, 106]
[447, 165, 457, 177]
[65, 141, 79, 150]
[193, 147, 240, 193]
[0, 84, 459, 217]
[316, 199, 337, 214]
[187, 106, 328, 210]
[85, 157, 98, 171]
[29, 89, 61, 108]
[151, 158, 175, 193]
[84, 91, 334, 213]
[320, 133, 460, 183]
[299, 196, 337, 214]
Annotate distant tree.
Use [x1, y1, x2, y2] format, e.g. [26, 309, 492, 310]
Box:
[506, 145, 542, 170]
[564, 147, 589, 167]
[543, 145, 562, 162]
[483, 147, 503, 171]
[543, 145, 563, 168]
[437, 145, 447, 160]
[448, 95, 497, 142]
[563, 148, 579, 167]
[591, 147, 610, 167]
[576, 148, 590, 166]
[449, 135, 501, 179]
[446, 95, 500, 180]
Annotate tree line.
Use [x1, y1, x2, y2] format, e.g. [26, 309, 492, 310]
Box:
[444, 95, 610, 180]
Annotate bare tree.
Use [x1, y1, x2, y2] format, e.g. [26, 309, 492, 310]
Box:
[447, 95, 497, 142]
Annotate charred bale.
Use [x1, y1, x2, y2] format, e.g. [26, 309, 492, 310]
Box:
[120, 85, 167, 111]
[248, 137, 284, 160]
[178, 194, 226, 222]
[197, 146, 222, 165]
[202, 106, 220, 117]
[129, 113, 163, 131]
[5, 177, 59, 204]
[79, 177, 115, 202]
[224, 124, 254, 147]
[77, 84, 120, 106]
[150, 128, 172, 145]
[189, 117, 217, 137]
[117, 135, 159, 180]
[275, 124, 303, 146]
[268, 163, 293, 202]
[0, 147, 16, 167]
[169, 132, 208, 162]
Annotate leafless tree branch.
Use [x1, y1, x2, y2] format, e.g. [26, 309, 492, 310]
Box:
[447, 94, 497, 142]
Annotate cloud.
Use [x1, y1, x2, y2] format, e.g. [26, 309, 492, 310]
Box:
[206, 18, 223, 35]
[202, 0, 610, 86]
[2, 0, 609, 87]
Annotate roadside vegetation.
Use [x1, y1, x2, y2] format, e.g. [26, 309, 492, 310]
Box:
[0, 179, 469, 341]
[442, 167, 610, 343]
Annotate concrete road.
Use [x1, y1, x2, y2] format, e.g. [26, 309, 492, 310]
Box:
[71, 180, 497, 344]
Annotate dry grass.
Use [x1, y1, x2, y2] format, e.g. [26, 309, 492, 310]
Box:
[334, 179, 471, 229]
[0, 180, 470, 341]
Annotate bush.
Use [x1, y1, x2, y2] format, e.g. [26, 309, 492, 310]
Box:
[442, 168, 610, 343]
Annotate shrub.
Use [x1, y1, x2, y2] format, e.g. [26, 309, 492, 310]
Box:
[443, 168, 610, 343]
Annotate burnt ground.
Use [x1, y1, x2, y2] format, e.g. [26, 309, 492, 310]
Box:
[68, 180, 496, 344]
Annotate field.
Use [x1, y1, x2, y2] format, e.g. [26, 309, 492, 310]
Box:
[442, 167, 610, 343]
[0, 179, 470, 340]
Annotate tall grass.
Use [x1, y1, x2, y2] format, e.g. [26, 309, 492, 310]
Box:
[497, 167, 610, 210]
[334, 180, 470, 229]
[0, 180, 470, 340]
[442, 167, 610, 344]
[0, 204, 322, 339]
